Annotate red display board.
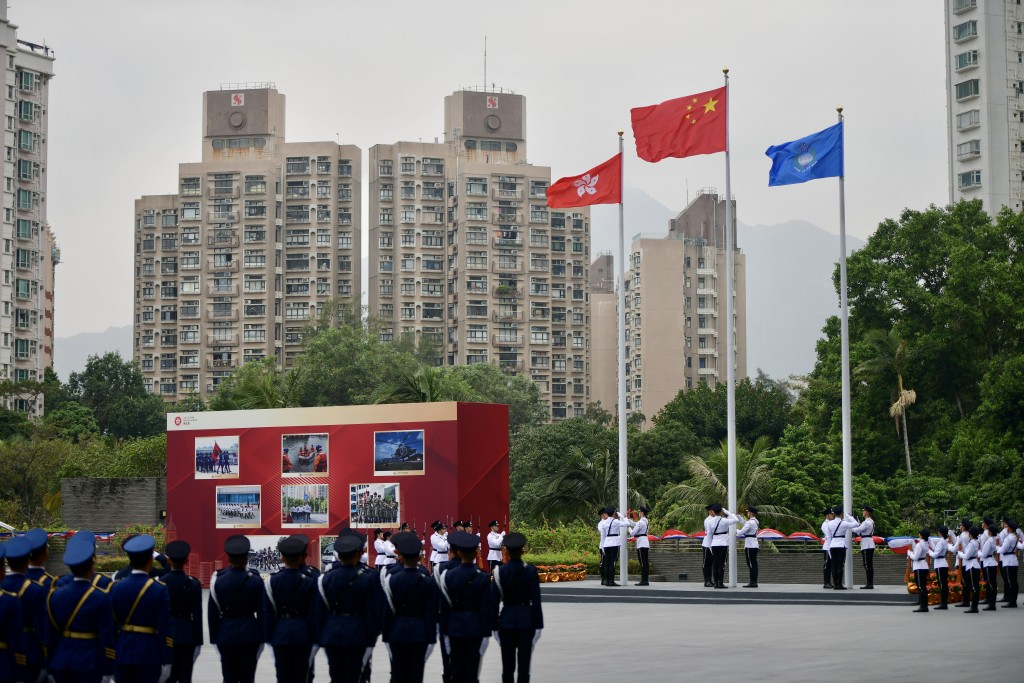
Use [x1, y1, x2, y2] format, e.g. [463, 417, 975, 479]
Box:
[166, 402, 509, 571]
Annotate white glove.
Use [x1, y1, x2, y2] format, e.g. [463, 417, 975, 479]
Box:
[101, 677, 114, 683]
[492, 630, 501, 644]
[363, 646, 373, 666]
[532, 629, 542, 647]
[308, 645, 320, 668]
[193, 646, 201, 664]
[478, 638, 489, 656]
[38, 672, 50, 683]
[256, 644, 264, 661]
[157, 664, 172, 683]
[424, 643, 434, 662]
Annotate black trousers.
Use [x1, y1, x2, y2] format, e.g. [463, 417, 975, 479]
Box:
[965, 567, 981, 609]
[744, 548, 759, 584]
[984, 565, 998, 607]
[702, 547, 713, 584]
[913, 569, 929, 610]
[498, 629, 534, 683]
[115, 665, 162, 682]
[861, 548, 874, 586]
[936, 567, 949, 606]
[220, 643, 261, 683]
[636, 547, 649, 583]
[273, 644, 313, 683]
[601, 546, 618, 584]
[999, 563, 1008, 598]
[448, 637, 484, 683]
[830, 548, 846, 589]
[489, 560, 502, 572]
[52, 673, 105, 683]
[711, 546, 727, 585]
[168, 645, 195, 683]
[388, 643, 427, 683]
[325, 645, 368, 683]
[1005, 565, 1019, 606]
[822, 551, 832, 586]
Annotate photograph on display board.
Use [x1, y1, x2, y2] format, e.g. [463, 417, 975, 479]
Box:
[245, 535, 288, 575]
[373, 430, 425, 475]
[350, 483, 400, 528]
[215, 485, 261, 529]
[281, 484, 329, 527]
[281, 433, 329, 477]
[194, 436, 240, 479]
[319, 535, 337, 573]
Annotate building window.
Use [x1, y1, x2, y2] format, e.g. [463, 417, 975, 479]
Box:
[181, 177, 202, 196]
[378, 159, 393, 176]
[951, 0, 976, 12]
[957, 169, 981, 189]
[955, 140, 981, 161]
[952, 20, 977, 42]
[954, 49, 978, 72]
[954, 79, 980, 101]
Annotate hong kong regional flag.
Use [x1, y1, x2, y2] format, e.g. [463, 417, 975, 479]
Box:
[546, 153, 622, 208]
[631, 86, 727, 162]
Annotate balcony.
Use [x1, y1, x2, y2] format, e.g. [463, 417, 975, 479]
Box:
[697, 347, 718, 356]
[697, 307, 717, 316]
[696, 268, 716, 276]
[491, 261, 523, 274]
[493, 335, 524, 347]
[696, 288, 716, 296]
[206, 284, 239, 297]
[207, 187, 240, 199]
[499, 362, 524, 373]
[207, 359, 238, 369]
[206, 309, 239, 322]
[208, 234, 240, 248]
[697, 367, 717, 376]
[492, 311, 522, 322]
[207, 211, 238, 223]
[493, 286, 523, 298]
[492, 188, 522, 201]
[697, 328, 717, 336]
[493, 212, 522, 225]
[206, 334, 239, 346]
[207, 259, 239, 273]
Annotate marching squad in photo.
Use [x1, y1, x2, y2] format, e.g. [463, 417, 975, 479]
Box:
[193, 435, 240, 479]
[281, 484, 329, 527]
[281, 433, 329, 477]
[373, 429, 425, 475]
[350, 483, 400, 528]
[215, 485, 261, 528]
[243, 535, 289, 575]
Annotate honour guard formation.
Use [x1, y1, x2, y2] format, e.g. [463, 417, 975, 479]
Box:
[0, 518, 544, 683]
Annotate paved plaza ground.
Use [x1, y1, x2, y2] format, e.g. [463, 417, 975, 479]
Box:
[191, 585, 1021, 682]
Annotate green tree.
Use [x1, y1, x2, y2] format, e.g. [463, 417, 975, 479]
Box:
[0, 406, 33, 440]
[855, 328, 918, 475]
[447, 363, 548, 435]
[42, 366, 68, 412]
[0, 437, 73, 526]
[371, 364, 472, 404]
[529, 446, 646, 523]
[41, 401, 99, 443]
[210, 358, 299, 410]
[65, 352, 164, 438]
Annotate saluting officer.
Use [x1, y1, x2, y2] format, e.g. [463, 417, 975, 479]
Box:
[706, 503, 740, 589]
[209, 535, 267, 683]
[820, 508, 835, 589]
[909, 528, 932, 613]
[110, 534, 173, 683]
[315, 531, 382, 683]
[852, 505, 876, 589]
[486, 521, 506, 571]
[24, 528, 56, 591]
[430, 521, 450, 569]
[823, 506, 859, 590]
[439, 532, 493, 683]
[928, 526, 951, 609]
[1000, 520, 1020, 608]
[0, 543, 28, 683]
[2, 536, 47, 683]
[381, 532, 439, 683]
[162, 540, 203, 683]
[44, 532, 117, 683]
[629, 506, 651, 586]
[265, 536, 319, 683]
[490, 532, 543, 683]
[738, 506, 760, 588]
[600, 507, 634, 587]
[701, 506, 715, 588]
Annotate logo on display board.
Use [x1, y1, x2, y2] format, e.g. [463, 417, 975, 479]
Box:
[174, 416, 182, 426]
[231, 93, 245, 107]
[486, 96, 498, 109]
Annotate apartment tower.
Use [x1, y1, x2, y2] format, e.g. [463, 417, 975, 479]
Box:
[0, 4, 56, 415]
[944, 0, 1024, 211]
[133, 86, 361, 399]
[368, 89, 591, 420]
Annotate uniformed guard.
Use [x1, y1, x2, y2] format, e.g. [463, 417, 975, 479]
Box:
[820, 508, 835, 589]
[852, 505, 876, 589]
[823, 506, 858, 590]
[909, 528, 931, 613]
[980, 525, 999, 611]
[596, 508, 610, 586]
[600, 507, 633, 587]
[44, 531, 117, 683]
[209, 535, 267, 683]
[629, 506, 651, 586]
[701, 506, 715, 587]
[928, 526, 950, 609]
[438, 531, 493, 683]
[486, 521, 505, 572]
[162, 540, 203, 683]
[314, 531, 382, 683]
[953, 519, 973, 607]
[24, 527, 56, 591]
[706, 503, 740, 589]
[113, 534, 170, 583]
[110, 533, 173, 682]
[738, 506, 760, 588]
[1000, 520, 1019, 608]
[957, 526, 982, 613]
[2, 535, 47, 683]
[490, 532, 543, 683]
[382, 532, 439, 683]
[265, 536, 318, 683]
[0, 543, 28, 683]
[430, 521, 449, 569]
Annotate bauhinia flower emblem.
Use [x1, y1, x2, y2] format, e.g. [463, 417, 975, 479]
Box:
[572, 173, 599, 198]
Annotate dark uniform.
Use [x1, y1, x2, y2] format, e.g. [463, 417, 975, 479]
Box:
[382, 533, 439, 683]
[55, 572, 113, 592]
[315, 533, 382, 683]
[44, 534, 117, 683]
[0, 543, 28, 683]
[2, 536, 47, 683]
[265, 537, 319, 683]
[209, 535, 267, 683]
[25, 527, 57, 593]
[439, 532, 493, 683]
[109, 534, 173, 683]
[490, 533, 543, 683]
[162, 541, 203, 683]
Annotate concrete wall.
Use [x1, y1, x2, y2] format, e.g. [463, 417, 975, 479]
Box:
[650, 546, 908, 586]
[61, 477, 166, 530]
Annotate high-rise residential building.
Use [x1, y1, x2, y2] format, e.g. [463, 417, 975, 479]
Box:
[0, 4, 57, 415]
[591, 189, 746, 424]
[944, 0, 1024, 212]
[133, 86, 361, 400]
[589, 252, 617, 413]
[368, 89, 591, 420]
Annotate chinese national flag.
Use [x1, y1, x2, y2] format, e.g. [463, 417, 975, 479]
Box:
[212, 441, 221, 459]
[631, 86, 727, 162]
[546, 153, 622, 208]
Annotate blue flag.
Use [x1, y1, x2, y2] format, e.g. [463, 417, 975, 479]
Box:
[765, 122, 843, 186]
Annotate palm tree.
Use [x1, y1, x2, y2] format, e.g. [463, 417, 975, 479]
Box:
[661, 436, 806, 531]
[855, 328, 916, 475]
[221, 358, 299, 410]
[530, 446, 647, 522]
[371, 364, 464, 404]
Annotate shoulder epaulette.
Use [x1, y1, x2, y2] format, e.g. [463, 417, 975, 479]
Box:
[247, 568, 261, 578]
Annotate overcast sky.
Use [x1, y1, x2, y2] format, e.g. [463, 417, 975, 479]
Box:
[13, 0, 948, 337]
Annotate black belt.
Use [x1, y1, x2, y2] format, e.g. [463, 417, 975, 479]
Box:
[714, 531, 728, 535]
[504, 601, 531, 607]
[278, 613, 309, 619]
[331, 612, 361, 618]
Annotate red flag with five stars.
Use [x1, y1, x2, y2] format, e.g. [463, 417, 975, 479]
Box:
[546, 153, 622, 208]
[630, 86, 727, 162]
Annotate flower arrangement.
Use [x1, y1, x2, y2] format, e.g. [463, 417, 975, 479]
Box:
[534, 563, 587, 582]
[903, 557, 986, 604]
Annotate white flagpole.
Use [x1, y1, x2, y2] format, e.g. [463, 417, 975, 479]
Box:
[617, 131, 629, 586]
[837, 106, 853, 589]
[724, 68, 738, 588]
